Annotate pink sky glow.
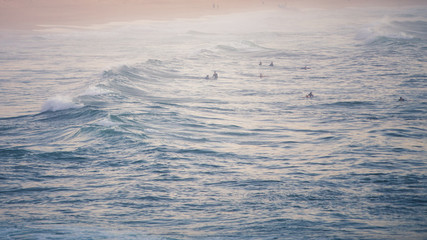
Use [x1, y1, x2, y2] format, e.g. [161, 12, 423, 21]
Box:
[0, 0, 426, 29]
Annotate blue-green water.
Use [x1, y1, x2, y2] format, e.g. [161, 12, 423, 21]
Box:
[0, 7, 426, 240]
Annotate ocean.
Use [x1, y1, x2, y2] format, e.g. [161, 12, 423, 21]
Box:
[0, 6, 426, 240]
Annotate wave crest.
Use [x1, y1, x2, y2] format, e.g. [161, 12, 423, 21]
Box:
[41, 96, 83, 113]
[355, 17, 416, 44]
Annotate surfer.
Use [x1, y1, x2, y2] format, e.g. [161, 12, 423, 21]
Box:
[205, 75, 210, 80]
[269, 61, 274, 67]
[302, 66, 311, 70]
[259, 61, 262, 66]
[306, 92, 314, 98]
[398, 97, 405, 101]
[212, 71, 218, 80]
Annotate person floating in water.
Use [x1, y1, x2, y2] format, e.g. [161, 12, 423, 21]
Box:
[259, 61, 262, 66]
[306, 92, 314, 98]
[398, 97, 405, 101]
[212, 71, 218, 80]
[205, 75, 210, 80]
[302, 66, 311, 70]
[269, 61, 274, 67]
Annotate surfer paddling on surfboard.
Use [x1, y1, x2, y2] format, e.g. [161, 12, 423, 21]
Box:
[212, 71, 218, 80]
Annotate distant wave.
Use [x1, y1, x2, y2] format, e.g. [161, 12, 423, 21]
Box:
[186, 30, 215, 36]
[393, 20, 427, 39]
[215, 40, 271, 53]
[355, 17, 426, 44]
[216, 44, 239, 52]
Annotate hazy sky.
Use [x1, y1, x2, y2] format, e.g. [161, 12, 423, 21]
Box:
[1, 0, 426, 29]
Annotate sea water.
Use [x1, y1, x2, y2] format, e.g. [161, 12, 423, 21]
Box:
[0, 7, 426, 240]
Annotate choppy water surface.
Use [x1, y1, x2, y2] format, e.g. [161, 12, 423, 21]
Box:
[0, 7, 426, 240]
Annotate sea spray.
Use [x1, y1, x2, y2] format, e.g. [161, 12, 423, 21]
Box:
[79, 85, 111, 97]
[41, 95, 83, 112]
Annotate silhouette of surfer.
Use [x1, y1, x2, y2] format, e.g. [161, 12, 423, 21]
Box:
[259, 61, 262, 66]
[205, 75, 210, 80]
[398, 97, 405, 101]
[306, 92, 314, 98]
[269, 61, 274, 66]
[212, 71, 218, 80]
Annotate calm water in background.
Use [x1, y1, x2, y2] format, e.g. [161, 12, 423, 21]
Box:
[0, 7, 426, 239]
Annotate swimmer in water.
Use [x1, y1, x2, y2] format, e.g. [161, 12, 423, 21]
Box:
[269, 61, 274, 67]
[306, 92, 314, 98]
[259, 61, 262, 66]
[398, 97, 405, 101]
[302, 66, 311, 70]
[212, 71, 218, 80]
[205, 75, 209, 80]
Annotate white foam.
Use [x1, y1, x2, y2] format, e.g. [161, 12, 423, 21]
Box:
[41, 95, 83, 112]
[80, 85, 111, 97]
[356, 17, 414, 43]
